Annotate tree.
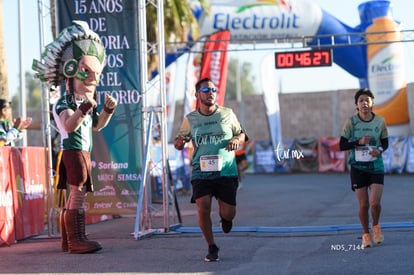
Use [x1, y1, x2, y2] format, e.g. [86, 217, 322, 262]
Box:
[0, 0, 9, 99]
[25, 71, 42, 109]
[11, 72, 42, 110]
[225, 58, 256, 101]
[146, 0, 210, 77]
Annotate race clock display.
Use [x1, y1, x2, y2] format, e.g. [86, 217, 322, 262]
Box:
[275, 49, 332, 69]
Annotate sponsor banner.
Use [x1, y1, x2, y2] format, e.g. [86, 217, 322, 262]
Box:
[146, 62, 178, 141]
[292, 137, 318, 173]
[11, 147, 46, 240]
[364, 1, 408, 134]
[318, 137, 346, 172]
[199, 30, 231, 107]
[382, 136, 408, 174]
[56, 1, 142, 215]
[274, 139, 295, 173]
[405, 137, 414, 173]
[199, 0, 322, 40]
[0, 147, 14, 246]
[184, 43, 204, 115]
[261, 53, 282, 160]
[254, 141, 276, 173]
[165, 64, 178, 141]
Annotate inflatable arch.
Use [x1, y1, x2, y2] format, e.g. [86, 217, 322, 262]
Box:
[168, 0, 408, 134]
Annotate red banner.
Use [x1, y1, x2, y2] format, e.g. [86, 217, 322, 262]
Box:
[318, 137, 346, 172]
[11, 147, 46, 240]
[12, 147, 47, 240]
[292, 138, 319, 173]
[0, 147, 14, 246]
[0, 147, 46, 246]
[199, 30, 231, 106]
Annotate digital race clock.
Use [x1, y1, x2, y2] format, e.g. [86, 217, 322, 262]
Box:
[275, 49, 332, 69]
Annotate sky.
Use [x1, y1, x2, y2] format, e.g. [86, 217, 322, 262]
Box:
[3, 1, 53, 97]
[3, 0, 414, 98]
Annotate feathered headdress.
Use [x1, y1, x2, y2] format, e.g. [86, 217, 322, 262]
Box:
[32, 20, 106, 87]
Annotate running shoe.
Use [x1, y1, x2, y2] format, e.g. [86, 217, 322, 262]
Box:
[362, 233, 373, 248]
[220, 218, 233, 234]
[372, 224, 384, 244]
[205, 244, 219, 262]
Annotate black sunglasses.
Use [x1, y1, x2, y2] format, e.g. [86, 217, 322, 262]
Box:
[199, 87, 217, 93]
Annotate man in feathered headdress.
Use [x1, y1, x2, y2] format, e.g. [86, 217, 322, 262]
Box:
[33, 20, 117, 254]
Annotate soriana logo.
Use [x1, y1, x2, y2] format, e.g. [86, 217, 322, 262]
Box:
[24, 177, 44, 201]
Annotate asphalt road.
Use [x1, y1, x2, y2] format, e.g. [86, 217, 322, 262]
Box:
[1, 173, 413, 275]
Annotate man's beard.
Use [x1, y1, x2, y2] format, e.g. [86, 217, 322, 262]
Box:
[200, 97, 215, 107]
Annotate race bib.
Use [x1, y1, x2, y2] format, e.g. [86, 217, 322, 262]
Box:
[355, 146, 377, 162]
[200, 155, 223, 172]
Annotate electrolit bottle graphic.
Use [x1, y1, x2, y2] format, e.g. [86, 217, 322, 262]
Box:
[361, 1, 408, 135]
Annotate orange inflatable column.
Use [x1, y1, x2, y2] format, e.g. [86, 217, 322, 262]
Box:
[361, 1, 409, 135]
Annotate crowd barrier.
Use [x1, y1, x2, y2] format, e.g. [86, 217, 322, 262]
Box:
[0, 147, 46, 247]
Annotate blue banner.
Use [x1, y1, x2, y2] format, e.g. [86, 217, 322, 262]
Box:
[56, 1, 142, 215]
[254, 141, 276, 173]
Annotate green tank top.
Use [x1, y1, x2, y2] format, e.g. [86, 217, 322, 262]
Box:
[177, 106, 242, 180]
[341, 113, 388, 173]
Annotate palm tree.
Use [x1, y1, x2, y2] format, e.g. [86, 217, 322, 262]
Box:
[0, 0, 9, 99]
[144, 0, 210, 76]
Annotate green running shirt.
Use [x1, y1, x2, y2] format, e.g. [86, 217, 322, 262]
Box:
[341, 113, 388, 173]
[177, 106, 243, 180]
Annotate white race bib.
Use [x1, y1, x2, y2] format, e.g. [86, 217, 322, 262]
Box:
[355, 146, 377, 162]
[200, 155, 223, 172]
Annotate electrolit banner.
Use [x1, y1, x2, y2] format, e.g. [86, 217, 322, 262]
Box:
[197, 0, 322, 40]
[56, 1, 142, 215]
[190, 0, 408, 135]
[189, 0, 366, 79]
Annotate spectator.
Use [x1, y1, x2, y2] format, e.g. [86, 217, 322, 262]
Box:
[0, 99, 32, 146]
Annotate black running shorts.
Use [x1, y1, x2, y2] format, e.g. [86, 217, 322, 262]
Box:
[350, 166, 384, 191]
[191, 178, 238, 205]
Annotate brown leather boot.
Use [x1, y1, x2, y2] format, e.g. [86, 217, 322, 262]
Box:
[64, 209, 102, 254]
[77, 208, 89, 241]
[60, 208, 68, 252]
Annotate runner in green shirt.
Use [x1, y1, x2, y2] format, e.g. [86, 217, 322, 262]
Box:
[174, 77, 247, 262]
[340, 88, 389, 248]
